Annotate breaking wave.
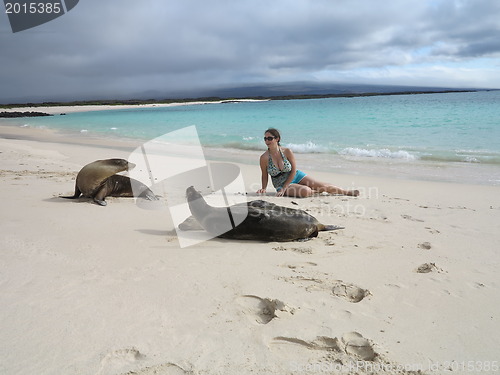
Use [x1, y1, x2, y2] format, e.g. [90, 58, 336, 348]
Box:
[284, 141, 328, 153]
[339, 147, 417, 160]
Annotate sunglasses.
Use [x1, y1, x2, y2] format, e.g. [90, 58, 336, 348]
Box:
[264, 136, 276, 141]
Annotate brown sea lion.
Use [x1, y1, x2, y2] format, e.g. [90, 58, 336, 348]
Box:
[183, 186, 343, 241]
[61, 158, 158, 206]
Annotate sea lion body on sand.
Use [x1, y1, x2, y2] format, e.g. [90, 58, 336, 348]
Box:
[92, 174, 158, 203]
[61, 158, 158, 206]
[184, 186, 343, 241]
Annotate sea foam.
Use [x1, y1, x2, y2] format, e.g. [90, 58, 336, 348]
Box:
[340, 147, 417, 160]
[285, 141, 328, 153]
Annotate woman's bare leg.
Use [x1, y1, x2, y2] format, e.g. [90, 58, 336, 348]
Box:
[299, 176, 359, 196]
[282, 183, 313, 198]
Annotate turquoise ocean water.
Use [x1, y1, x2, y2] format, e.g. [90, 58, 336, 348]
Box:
[3, 90, 500, 185]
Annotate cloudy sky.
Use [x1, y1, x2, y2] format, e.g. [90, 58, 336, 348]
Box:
[1, 0, 499, 102]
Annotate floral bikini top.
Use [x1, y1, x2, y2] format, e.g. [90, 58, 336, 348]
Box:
[267, 148, 292, 189]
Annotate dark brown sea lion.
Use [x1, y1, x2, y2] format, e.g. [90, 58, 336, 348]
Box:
[183, 186, 343, 241]
[61, 158, 158, 206]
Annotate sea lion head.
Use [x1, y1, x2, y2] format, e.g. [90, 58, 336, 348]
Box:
[103, 158, 136, 172]
[185, 186, 219, 231]
[186, 186, 202, 200]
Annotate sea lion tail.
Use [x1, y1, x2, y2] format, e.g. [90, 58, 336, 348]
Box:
[60, 185, 82, 199]
[318, 224, 345, 232]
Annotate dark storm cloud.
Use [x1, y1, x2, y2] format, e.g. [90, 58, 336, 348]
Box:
[1, 0, 499, 102]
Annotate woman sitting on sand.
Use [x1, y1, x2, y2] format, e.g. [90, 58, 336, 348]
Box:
[257, 128, 359, 198]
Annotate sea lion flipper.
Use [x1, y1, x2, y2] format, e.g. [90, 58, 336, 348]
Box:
[178, 215, 204, 231]
[60, 185, 82, 199]
[93, 184, 108, 206]
[318, 224, 345, 231]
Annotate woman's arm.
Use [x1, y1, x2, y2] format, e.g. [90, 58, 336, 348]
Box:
[257, 152, 269, 194]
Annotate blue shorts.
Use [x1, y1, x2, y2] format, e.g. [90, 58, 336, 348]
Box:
[276, 170, 307, 191]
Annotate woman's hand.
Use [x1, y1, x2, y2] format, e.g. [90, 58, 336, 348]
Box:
[257, 188, 266, 195]
[276, 186, 287, 197]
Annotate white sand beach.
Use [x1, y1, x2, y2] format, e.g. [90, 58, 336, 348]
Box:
[0, 121, 499, 375]
[0, 99, 268, 116]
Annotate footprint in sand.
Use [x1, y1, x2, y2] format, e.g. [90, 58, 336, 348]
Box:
[332, 281, 370, 303]
[425, 227, 441, 234]
[270, 332, 376, 361]
[280, 261, 318, 269]
[418, 242, 432, 250]
[97, 347, 145, 375]
[341, 332, 376, 361]
[271, 335, 341, 351]
[401, 214, 424, 222]
[236, 295, 289, 324]
[414, 263, 441, 273]
[122, 362, 192, 375]
[273, 245, 313, 254]
[469, 282, 486, 289]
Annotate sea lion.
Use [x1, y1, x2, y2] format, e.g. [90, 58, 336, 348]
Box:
[61, 158, 158, 206]
[91, 174, 158, 205]
[183, 186, 343, 241]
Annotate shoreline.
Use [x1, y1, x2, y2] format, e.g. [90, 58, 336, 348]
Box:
[3, 123, 498, 199]
[0, 122, 499, 374]
[0, 89, 489, 111]
[1, 120, 499, 187]
[0, 99, 269, 116]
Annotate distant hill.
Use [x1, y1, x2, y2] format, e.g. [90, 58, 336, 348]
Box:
[1, 81, 487, 106]
[161, 81, 482, 100]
